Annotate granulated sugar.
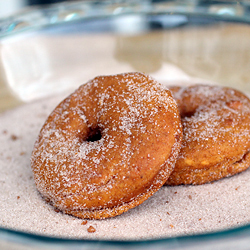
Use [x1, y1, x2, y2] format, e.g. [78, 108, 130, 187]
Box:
[1, 91, 250, 240]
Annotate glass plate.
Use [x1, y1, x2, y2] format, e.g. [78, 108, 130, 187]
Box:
[0, 1, 250, 249]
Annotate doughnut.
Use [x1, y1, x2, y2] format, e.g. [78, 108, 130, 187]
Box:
[166, 84, 250, 185]
[31, 72, 182, 219]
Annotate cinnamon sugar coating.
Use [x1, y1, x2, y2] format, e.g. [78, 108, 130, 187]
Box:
[31, 72, 182, 219]
[166, 84, 250, 185]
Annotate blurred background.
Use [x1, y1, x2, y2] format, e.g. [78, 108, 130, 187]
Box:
[0, 0, 250, 110]
[0, 0, 68, 18]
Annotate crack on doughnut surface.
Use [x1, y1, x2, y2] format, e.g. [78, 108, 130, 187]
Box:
[232, 151, 250, 166]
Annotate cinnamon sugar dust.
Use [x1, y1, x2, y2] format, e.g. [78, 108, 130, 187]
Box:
[0, 91, 250, 240]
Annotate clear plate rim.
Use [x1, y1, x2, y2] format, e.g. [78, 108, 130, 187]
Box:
[1, 0, 250, 247]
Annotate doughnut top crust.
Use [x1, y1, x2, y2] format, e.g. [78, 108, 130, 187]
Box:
[31, 72, 182, 219]
[167, 84, 250, 185]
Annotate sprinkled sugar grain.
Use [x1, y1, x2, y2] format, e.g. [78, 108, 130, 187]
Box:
[0, 88, 250, 240]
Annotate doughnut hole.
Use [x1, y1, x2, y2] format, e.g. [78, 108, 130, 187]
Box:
[86, 126, 102, 142]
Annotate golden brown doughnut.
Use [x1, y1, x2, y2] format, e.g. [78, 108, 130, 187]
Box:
[166, 84, 250, 185]
[31, 72, 182, 219]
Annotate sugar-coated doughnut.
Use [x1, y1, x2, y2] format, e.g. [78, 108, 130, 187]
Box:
[31, 72, 182, 219]
[166, 84, 250, 185]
